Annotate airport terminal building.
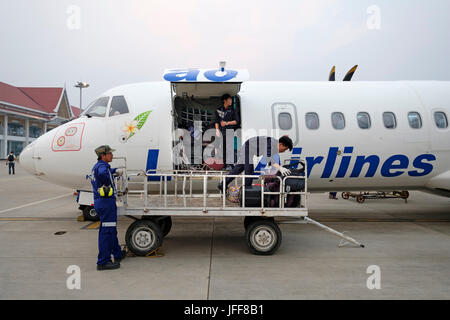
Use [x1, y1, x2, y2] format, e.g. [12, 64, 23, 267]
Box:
[0, 81, 80, 158]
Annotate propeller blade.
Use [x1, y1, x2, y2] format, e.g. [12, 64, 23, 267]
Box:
[343, 65, 358, 81]
[329, 66, 336, 81]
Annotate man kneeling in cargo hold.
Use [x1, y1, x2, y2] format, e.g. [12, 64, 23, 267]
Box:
[218, 135, 293, 191]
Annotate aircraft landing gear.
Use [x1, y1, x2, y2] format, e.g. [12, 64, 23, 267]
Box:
[82, 205, 99, 221]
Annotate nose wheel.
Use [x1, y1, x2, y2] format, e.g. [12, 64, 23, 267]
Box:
[83, 206, 99, 221]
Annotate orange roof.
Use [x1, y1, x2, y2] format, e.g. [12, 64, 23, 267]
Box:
[18, 87, 64, 113]
[71, 105, 81, 117]
[0, 81, 64, 114]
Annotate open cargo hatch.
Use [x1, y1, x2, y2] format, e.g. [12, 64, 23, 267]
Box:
[164, 67, 248, 170]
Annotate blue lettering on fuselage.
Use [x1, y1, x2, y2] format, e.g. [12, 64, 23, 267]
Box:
[164, 69, 238, 82]
[147, 147, 437, 179]
[261, 147, 436, 178]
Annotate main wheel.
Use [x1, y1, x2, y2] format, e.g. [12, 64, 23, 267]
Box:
[125, 220, 163, 256]
[245, 219, 282, 255]
[83, 206, 99, 221]
[356, 195, 365, 203]
[341, 192, 350, 200]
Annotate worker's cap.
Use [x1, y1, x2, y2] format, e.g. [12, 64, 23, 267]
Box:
[95, 145, 115, 157]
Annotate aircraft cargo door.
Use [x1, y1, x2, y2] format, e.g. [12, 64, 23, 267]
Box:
[272, 102, 299, 146]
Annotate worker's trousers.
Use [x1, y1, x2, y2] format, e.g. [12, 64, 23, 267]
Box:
[8, 163, 15, 175]
[95, 198, 122, 265]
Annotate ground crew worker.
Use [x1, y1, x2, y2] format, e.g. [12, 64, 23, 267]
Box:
[6, 152, 15, 175]
[215, 93, 240, 167]
[218, 135, 293, 191]
[91, 145, 125, 271]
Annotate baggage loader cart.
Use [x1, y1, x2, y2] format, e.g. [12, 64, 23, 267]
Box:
[115, 161, 364, 256]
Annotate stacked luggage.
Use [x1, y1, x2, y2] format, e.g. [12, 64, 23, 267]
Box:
[239, 164, 305, 208]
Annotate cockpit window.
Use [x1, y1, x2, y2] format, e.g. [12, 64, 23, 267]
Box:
[84, 97, 109, 117]
[109, 96, 130, 117]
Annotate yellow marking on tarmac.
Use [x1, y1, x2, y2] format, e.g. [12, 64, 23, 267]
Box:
[86, 221, 100, 229]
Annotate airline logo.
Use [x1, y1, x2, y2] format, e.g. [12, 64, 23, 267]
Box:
[163, 68, 249, 82]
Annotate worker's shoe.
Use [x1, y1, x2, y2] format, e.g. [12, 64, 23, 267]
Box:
[97, 261, 120, 271]
[115, 250, 127, 263]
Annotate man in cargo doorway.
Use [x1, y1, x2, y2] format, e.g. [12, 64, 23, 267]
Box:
[218, 135, 293, 192]
[215, 93, 240, 168]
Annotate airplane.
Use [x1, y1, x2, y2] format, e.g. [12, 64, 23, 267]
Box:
[19, 65, 450, 222]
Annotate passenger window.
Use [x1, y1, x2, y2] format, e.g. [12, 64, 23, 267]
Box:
[278, 112, 292, 130]
[408, 112, 422, 129]
[383, 112, 397, 129]
[109, 96, 130, 117]
[331, 112, 345, 130]
[84, 97, 109, 117]
[305, 112, 319, 130]
[434, 111, 448, 129]
[357, 112, 371, 129]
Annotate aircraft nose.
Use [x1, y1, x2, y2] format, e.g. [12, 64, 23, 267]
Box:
[19, 141, 36, 175]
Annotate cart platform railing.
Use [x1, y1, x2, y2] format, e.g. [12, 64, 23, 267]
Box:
[116, 166, 308, 218]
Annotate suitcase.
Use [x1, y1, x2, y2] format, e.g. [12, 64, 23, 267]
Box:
[240, 186, 269, 208]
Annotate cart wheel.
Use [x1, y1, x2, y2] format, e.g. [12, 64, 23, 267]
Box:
[244, 216, 274, 230]
[401, 191, 410, 199]
[83, 206, 99, 221]
[125, 220, 163, 256]
[356, 195, 365, 203]
[244, 217, 256, 230]
[246, 219, 282, 255]
[158, 216, 172, 237]
[142, 216, 172, 237]
[342, 192, 350, 200]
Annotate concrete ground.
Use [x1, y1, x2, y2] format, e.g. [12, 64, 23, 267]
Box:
[0, 164, 449, 300]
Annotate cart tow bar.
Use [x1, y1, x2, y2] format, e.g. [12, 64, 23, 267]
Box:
[279, 217, 365, 248]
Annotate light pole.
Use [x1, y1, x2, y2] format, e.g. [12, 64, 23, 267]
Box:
[74, 81, 90, 112]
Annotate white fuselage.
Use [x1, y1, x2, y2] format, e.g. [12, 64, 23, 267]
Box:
[20, 81, 450, 196]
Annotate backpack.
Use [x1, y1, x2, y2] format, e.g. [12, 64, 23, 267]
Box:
[8, 155, 14, 162]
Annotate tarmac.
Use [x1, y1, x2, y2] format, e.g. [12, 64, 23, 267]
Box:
[0, 163, 449, 300]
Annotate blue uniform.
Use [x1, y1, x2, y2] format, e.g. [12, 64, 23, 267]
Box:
[91, 160, 122, 265]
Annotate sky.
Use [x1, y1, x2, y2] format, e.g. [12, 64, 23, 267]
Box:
[1, 0, 449, 109]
